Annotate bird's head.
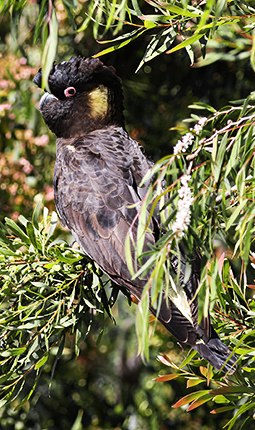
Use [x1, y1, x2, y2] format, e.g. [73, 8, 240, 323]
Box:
[33, 56, 125, 138]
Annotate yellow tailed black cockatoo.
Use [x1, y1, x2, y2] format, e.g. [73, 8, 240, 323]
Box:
[33, 57, 237, 373]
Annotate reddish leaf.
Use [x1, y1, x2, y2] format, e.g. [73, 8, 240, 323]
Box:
[187, 394, 213, 411]
[210, 386, 253, 395]
[210, 406, 235, 414]
[172, 390, 210, 408]
[155, 374, 181, 382]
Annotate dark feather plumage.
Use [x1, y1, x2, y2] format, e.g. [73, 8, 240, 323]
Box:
[33, 56, 237, 373]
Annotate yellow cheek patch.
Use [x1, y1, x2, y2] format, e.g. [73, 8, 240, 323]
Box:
[89, 85, 108, 118]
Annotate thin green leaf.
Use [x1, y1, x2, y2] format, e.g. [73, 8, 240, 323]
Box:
[71, 410, 84, 430]
[224, 402, 255, 430]
[0, 224, 16, 251]
[55, 248, 82, 264]
[225, 200, 247, 231]
[63, 0, 77, 31]
[32, 200, 41, 231]
[62, 0, 78, 9]
[46, 211, 58, 242]
[0, 0, 13, 14]
[131, 0, 142, 16]
[213, 132, 228, 183]
[41, 7, 58, 91]
[94, 29, 147, 57]
[77, 0, 98, 33]
[125, 232, 135, 277]
[167, 32, 205, 55]
[35, 355, 48, 370]
[5, 218, 30, 244]
[157, 3, 201, 18]
[136, 27, 176, 72]
[26, 222, 38, 250]
[137, 203, 147, 258]
[196, 0, 215, 33]
[136, 291, 149, 360]
[179, 349, 198, 369]
[2, 347, 27, 357]
[33, 0, 47, 44]
[50, 335, 65, 383]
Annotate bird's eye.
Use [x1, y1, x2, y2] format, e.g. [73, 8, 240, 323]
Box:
[64, 87, 76, 98]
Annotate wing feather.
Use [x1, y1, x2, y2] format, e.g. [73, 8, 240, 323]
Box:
[53, 125, 236, 372]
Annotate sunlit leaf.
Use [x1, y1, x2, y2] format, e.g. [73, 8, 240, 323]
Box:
[187, 393, 213, 411]
[94, 29, 147, 57]
[33, 0, 47, 44]
[26, 222, 38, 250]
[210, 406, 235, 414]
[172, 390, 211, 408]
[187, 378, 205, 388]
[156, 3, 201, 18]
[155, 373, 182, 382]
[166, 32, 205, 55]
[41, 7, 58, 91]
[224, 401, 255, 430]
[5, 218, 30, 244]
[225, 200, 247, 231]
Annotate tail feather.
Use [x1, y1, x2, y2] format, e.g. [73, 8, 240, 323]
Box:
[193, 331, 237, 373]
[153, 301, 237, 374]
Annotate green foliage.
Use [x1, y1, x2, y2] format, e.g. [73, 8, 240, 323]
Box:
[81, 0, 255, 69]
[0, 202, 123, 408]
[1, 0, 255, 83]
[127, 93, 255, 428]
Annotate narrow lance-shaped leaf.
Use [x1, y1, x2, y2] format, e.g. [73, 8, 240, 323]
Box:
[26, 222, 38, 250]
[45, 210, 58, 244]
[155, 3, 202, 18]
[5, 218, 30, 245]
[136, 201, 147, 259]
[166, 32, 206, 55]
[172, 390, 211, 408]
[188, 393, 214, 411]
[136, 290, 149, 360]
[94, 29, 147, 57]
[225, 402, 255, 430]
[225, 200, 247, 231]
[41, 7, 58, 91]
[33, 0, 47, 44]
[125, 231, 135, 277]
[136, 27, 177, 72]
[196, 0, 215, 33]
[155, 373, 182, 382]
[77, 0, 98, 33]
[32, 200, 41, 231]
[213, 132, 228, 183]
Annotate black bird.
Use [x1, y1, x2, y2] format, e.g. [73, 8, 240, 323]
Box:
[33, 56, 237, 373]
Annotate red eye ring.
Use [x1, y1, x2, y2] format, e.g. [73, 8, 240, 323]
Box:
[64, 87, 76, 98]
